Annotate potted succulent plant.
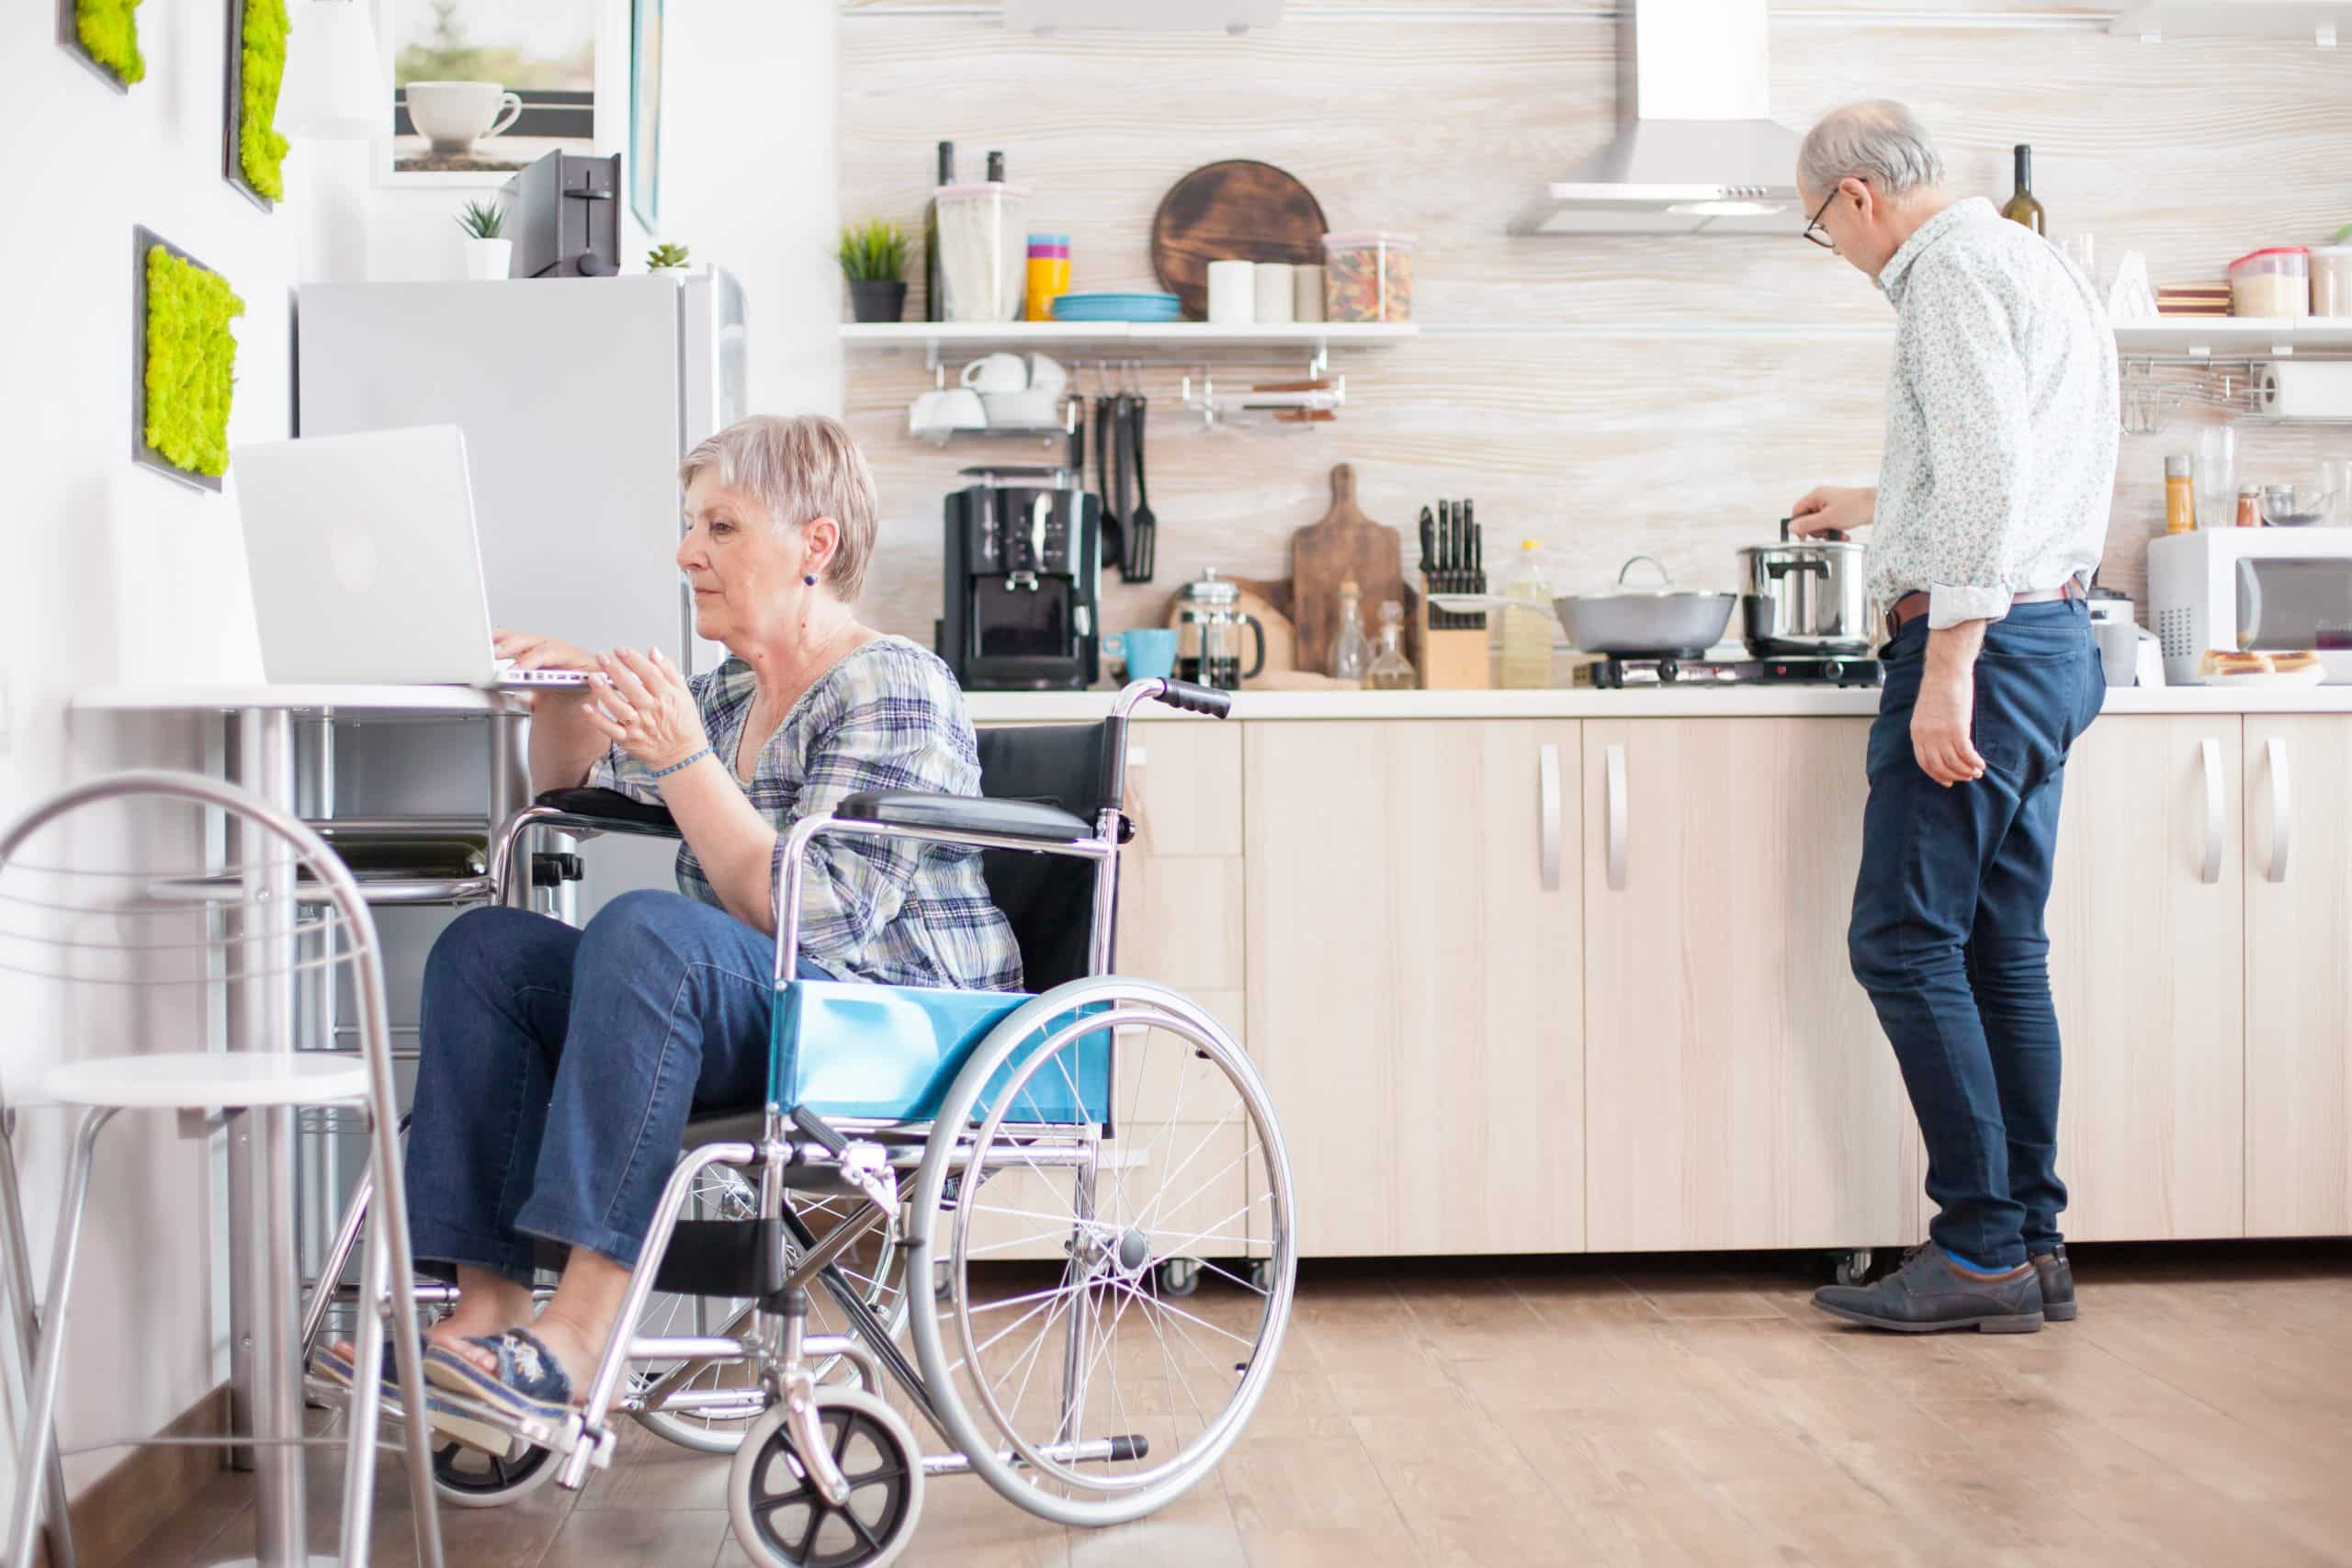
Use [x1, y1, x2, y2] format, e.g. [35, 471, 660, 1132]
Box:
[456, 200, 511, 281]
[839, 219, 910, 323]
[647, 242, 691, 273]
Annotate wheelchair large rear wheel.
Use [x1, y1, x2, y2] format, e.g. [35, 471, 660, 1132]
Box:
[905, 976, 1296, 1529]
[632, 1168, 909, 1454]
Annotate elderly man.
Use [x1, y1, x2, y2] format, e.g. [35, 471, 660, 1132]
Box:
[1792, 103, 2118, 1333]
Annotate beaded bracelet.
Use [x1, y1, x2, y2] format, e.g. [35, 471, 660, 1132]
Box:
[650, 747, 712, 781]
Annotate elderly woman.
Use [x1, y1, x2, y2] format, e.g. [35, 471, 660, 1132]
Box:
[363, 413, 1020, 1421]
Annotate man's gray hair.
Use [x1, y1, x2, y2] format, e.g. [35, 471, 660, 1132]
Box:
[679, 413, 880, 601]
[1798, 100, 1947, 202]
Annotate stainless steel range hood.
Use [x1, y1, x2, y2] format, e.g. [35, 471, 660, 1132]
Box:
[1516, 0, 1804, 237]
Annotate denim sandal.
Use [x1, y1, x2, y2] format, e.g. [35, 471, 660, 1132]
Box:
[422, 1328, 577, 1429]
[308, 1338, 515, 1454]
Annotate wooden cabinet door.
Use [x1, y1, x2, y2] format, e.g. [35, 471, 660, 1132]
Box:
[2244, 717, 2352, 1236]
[1581, 718, 1916, 1252]
[1243, 720, 1583, 1257]
[2045, 717, 2245, 1241]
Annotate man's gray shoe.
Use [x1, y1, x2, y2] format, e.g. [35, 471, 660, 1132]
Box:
[2032, 1245, 2076, 1322]
[1812, 1244, 2044, 1334]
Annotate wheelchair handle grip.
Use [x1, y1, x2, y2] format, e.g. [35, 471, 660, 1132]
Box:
[1150, 679, 1233, 719]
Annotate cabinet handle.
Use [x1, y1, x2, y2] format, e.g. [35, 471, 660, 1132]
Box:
[2199, 736, 2222, 886]
[1538, 743, 1562, 892]
[1604, 742, 1627, 891]
[2267, 735, 2292, 885]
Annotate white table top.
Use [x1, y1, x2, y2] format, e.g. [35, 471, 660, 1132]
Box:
[73, 684, 530, 717]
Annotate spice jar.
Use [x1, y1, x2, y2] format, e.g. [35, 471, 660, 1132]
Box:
[2165, 454, 2196, 535]
[2235, 484, 2263, 528]
[1322, 232, 1416, 322]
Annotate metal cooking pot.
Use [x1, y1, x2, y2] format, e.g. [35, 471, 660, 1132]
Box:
[1737, 518, 1871, 657]
[1554, 556, 1736, 658]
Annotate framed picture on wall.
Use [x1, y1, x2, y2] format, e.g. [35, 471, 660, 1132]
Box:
[377, 0, 629, 188]
[628, 0, 662, 230]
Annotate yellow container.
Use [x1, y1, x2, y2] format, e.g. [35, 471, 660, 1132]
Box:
[1024, 233, 1070, 322]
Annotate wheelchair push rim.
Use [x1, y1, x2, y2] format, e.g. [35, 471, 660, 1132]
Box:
[905, 976, 1296, 1529]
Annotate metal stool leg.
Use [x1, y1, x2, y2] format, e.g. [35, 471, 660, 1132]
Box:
[355, 1065, 443, 1567]
[338, 1202, 389, 1568]
[6, 1107, 115, 1568]
[0, 1113, 79, 1568]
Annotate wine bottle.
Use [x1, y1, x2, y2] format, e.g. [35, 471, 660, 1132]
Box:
[986, 150, 1006, 184]
[2001, 144, 2045, 236]
[923, 141, 954, 323]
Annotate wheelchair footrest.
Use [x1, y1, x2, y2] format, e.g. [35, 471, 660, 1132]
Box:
[648, 1218, 787, 1300]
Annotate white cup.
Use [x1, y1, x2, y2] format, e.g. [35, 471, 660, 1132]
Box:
[1024, 354, 1069, 396]
[2095, 619, 2141, 686]
[1293, 265, 1327, 323]
[1253, 262, 1295, 325]
[1206, 260, 1255, 325]
[982, 389, 1065, 429]
[960, 353, 1029, 394]
[910, 387, 987, 439]
[403, 81, 524, 154]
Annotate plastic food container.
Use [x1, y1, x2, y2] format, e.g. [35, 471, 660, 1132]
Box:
[934, 181, 1031, 322]
[2227, 246, 2310, 319]
[1323, 231, 1416, 322]
[1023, 233, 1070, 322]
[2310, 246, 2352, 319]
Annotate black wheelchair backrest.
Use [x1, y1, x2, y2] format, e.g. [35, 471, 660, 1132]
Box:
[974, 723, 1120, 991]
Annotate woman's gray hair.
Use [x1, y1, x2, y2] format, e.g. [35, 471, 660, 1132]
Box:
[1798, 100, 1947, 202]
[679, 413, 880, 601]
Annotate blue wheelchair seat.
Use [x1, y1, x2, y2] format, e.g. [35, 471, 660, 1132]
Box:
[774, 979, 1111, 1127]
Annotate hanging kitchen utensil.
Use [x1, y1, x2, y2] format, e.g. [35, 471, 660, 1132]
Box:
[1095, 389, 1125, 574]
[1150, 160, 1329, 321]
[1125, 391, 1158, 582]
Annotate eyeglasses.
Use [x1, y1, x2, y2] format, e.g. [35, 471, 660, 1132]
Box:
[1802, 188, 1838, 249]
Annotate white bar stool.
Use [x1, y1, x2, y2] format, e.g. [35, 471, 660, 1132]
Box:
[0, 770, 446, 1568]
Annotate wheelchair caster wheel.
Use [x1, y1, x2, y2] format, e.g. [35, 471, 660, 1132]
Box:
[1831, 1248, 1873, 1288]
[1157, 1258, 1201, 1298]
[431, 1433, 557, 1508]
[934, 1259, 952, 1303]
[729, 1388, 922, 1568]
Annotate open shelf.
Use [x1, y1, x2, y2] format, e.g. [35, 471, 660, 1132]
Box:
[2109, 1, 2346, 41]
[2113, 318, 2352, 357]
[841, 321, 1418, 358]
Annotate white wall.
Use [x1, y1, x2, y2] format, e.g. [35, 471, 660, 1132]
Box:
[0, 0, 347, 1516]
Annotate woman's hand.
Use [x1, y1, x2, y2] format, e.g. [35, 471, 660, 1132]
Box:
[583, 648, 710, 774]
[495, 627, 598, 705]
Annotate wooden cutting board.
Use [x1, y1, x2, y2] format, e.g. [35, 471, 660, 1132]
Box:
[1290, 465, 1403, 676]
[1150, 160, 1329, 321]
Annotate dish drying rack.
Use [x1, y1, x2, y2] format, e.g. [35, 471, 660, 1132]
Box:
[1179, 368, 1346, 428]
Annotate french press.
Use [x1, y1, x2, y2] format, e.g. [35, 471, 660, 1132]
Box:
[1171, 569, 1267, 691]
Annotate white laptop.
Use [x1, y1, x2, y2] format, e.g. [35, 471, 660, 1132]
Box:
[233, 425, 591, 690]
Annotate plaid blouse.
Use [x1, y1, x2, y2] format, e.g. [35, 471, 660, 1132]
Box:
[590, 637, 1023, 992]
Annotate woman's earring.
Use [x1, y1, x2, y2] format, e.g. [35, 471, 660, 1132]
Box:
[803, 573, 817, 586]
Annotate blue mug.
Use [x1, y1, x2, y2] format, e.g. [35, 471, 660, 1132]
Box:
[1111, 628, 1179, 682]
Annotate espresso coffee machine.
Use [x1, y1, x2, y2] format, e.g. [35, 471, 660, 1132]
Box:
[940, 467, 1102, 691]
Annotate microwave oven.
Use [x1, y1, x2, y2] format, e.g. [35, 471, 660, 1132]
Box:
[2146, 529, 2352, 684]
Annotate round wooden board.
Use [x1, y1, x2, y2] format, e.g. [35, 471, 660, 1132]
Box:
[1150, 160, 1329, 321]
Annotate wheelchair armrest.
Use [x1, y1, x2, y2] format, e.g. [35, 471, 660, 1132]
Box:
[835, 789, 1092, 844]
[532, 787, 681, 836]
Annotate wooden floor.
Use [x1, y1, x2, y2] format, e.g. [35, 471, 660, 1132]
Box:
[118, 1243, 2352, 1568]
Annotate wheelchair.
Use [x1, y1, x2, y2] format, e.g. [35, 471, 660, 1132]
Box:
[299, 677, 1297, 1566]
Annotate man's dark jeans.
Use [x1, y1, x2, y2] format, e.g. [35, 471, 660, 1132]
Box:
[1848, 599, 2105, 1271]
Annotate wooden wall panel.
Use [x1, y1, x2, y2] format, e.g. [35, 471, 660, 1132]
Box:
[841, 5, 2352, 647]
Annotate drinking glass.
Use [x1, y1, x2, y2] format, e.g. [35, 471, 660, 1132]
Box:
[2194, 425, 2237, 531]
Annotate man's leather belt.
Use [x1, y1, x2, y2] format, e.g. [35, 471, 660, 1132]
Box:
[1884, 578, 2084, 639]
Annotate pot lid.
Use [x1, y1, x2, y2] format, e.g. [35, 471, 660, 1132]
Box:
[1736, 538, 1864, 554]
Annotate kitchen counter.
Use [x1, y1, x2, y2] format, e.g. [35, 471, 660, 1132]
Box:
[966, 684, 2352, 723]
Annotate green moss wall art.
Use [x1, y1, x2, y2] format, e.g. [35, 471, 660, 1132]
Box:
[69, 0, 145, 88]
[232, 0, 292, 206]
[135, 229, 244, 491]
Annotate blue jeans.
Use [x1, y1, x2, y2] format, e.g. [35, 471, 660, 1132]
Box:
[405, 889, 825, 1279]
[1848, 599, 2104, 1271]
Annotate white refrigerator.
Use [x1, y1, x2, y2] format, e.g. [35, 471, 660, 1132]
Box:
[296, 270, 747, 673]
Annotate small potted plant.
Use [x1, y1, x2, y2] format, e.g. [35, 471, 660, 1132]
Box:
[456, 200, 511, 281]
[839, 219, 909, 323]
[647, 242, 691, 273]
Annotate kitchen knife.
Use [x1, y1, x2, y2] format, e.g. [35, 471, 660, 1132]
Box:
[1419, 506, 1435, 575]
[1466, 501, 1481, 581]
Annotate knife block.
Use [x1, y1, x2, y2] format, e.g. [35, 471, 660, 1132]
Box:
[1407, 588, 1491, 690]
